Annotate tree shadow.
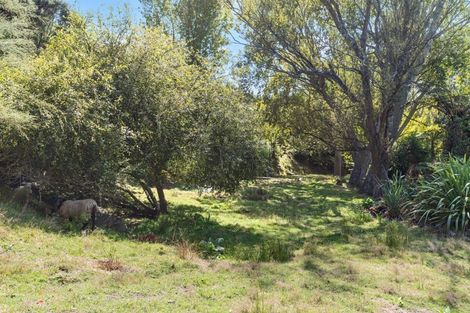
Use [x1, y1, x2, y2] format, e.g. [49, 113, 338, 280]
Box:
[0, 199, 129, 241]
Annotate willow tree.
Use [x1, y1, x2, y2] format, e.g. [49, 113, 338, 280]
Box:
[231, 0, 468, 195]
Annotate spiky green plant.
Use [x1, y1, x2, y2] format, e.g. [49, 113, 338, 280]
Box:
[382, 174, 409, 218]
[410, 156, 470, 232]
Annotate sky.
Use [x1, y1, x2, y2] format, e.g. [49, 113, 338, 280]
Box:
[65, 0, 143, 21]
[64, 0, 244, 56]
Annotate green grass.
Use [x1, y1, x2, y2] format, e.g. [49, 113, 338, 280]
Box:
[1, 175, 470, 312]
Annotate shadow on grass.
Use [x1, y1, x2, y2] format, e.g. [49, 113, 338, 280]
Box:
[0, 176, 453, 263]
[0, 199, 128, 241]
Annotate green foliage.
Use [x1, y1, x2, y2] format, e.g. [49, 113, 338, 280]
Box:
[31, 0, 69, 50]
[0, 0, 36, 62]
[198, 237, 224, 259]
[410, 156, 470, 232]
[391, 134, 431, 175]
[422, 29, 470, 157]
[361, 197, 374, 210]
[0, 0, 69, 63]
[235, 240, 293, 262]
[0, 12, 268, 212]
[384, 221, 409, 249]
[140, 0, 231, 63]
[382, 175, 409, 219]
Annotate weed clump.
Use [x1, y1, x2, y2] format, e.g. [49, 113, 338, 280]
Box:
[235, 240, 293, 262]
[198, 238, 225, 259]
[384, 221, 409, 249]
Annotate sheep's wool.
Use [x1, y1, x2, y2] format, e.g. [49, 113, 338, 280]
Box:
[59, 199, 97, 219]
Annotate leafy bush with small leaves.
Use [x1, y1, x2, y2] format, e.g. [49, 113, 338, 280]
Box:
[409, 156, 470, 232]
[198, 238, 225, 259]
[382, 174, 409, 218]
[384, 221, 409, 249]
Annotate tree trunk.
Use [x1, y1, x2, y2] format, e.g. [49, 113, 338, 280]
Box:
[349, 150, 371, 188]
[333, 150, 343, 177]
[155, 182, 168, 214]
[362, 145, 388, 197]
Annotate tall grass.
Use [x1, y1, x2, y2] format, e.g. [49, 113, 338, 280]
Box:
[409, 156, 470, 232]
[382, 174, 408, 218]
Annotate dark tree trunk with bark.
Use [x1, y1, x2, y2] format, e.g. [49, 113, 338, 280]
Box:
[334, 150, 343, 178]
[155, 182, 168, 214]
[362, 143, 389, 197]
[349, 150, 371, 188]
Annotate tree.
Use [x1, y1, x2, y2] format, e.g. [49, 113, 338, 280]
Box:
[421, 28, 470, 156]
[0, 0, 68, 63]
[231, 0, 468, 196]
[140, 0, 231, 63]
[0, 14, 125, 199]
[114, 28, 267, 217]
[0, 0, 37, 62]
[32, 0, 69, 50]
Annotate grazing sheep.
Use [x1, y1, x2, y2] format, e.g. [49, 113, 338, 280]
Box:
[57, 199, 99, 231]
[12, 183, 36, 212]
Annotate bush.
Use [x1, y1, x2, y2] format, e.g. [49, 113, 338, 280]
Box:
[382, 174, 409, 218]
[361, 197, 375, 209]
[391, 134, 431, 176]
[409, 156, 470, 232]
[384, 221, 409, 249]
[198, 238, 225, 259]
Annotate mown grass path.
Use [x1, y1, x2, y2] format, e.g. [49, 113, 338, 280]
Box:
[1, 175, 469, 312]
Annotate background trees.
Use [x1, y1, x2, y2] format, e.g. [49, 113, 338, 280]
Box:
[0, 0, 68, 63]
[0, 11, 268, 217]
[0, 0, 468, 220]
[0, 0, 37, 62]
[231, 0, 468, 196]
[140, 0, 231, 63]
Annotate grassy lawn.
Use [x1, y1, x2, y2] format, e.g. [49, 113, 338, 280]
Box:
[1, 175, 470, 312]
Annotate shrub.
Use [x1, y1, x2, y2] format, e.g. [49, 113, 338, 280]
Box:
[384, 221, 409, 249]
[176, 239, 196, 260]
[391, 134, 431, 175]
[409, 156, 470, 232]
[382, 174, 409, 218]
[198, 238, 225, 259]
[362, 197, 375, 210]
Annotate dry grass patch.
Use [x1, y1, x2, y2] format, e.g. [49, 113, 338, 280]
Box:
[97, 259, 124, 272]
[175, 239, 197, 260]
